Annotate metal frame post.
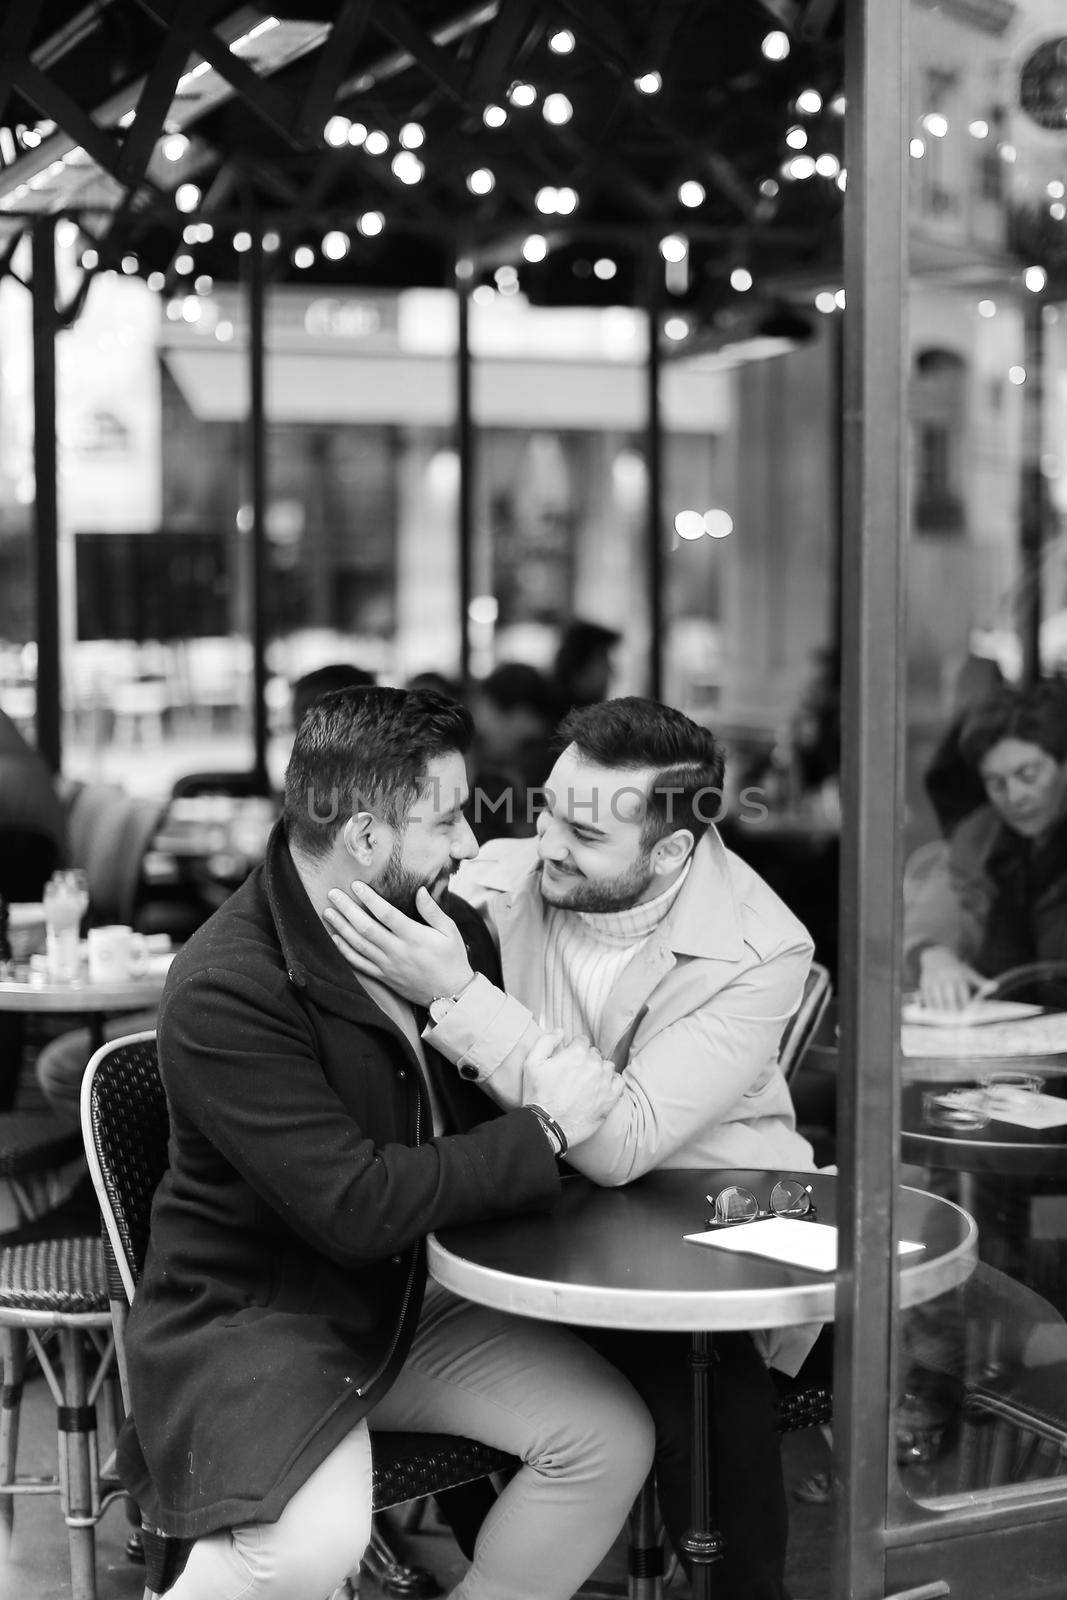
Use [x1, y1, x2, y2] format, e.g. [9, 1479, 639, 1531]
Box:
[456, 273, 474, 693]
[247, 224, 269, 792]
[32, 218, 61, 772]
[833, 0, 909, 1593]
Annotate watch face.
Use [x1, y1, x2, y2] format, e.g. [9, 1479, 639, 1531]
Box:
[1019, 36, 1067, 130]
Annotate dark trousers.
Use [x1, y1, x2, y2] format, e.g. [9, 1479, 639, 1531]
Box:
[585, 1327, 792, 1600]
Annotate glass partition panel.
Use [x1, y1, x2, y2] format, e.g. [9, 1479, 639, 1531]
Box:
[895, 0, 1067, 1545]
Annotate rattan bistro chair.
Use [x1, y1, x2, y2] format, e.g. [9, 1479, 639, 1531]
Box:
[0, 1229, 121, 1600]
[80, 1032, 517, 1599]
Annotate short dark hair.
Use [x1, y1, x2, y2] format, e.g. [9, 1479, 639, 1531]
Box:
[958, 680, 1067, 770]
[284, 686, 474, 860]
[557, 696, 726, 846]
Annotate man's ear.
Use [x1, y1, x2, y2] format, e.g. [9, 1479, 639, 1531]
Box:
[651, 828, 695, 876]
[343, 812, 376, 863]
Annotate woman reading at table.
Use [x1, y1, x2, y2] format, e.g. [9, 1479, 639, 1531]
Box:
[906, 679, 1067, 1012]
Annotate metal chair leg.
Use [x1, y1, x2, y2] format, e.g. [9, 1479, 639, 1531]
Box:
[57, 1328, 100, 1600]
[0, 1326, 27, 1536]
[361, 1515, 442, 1597]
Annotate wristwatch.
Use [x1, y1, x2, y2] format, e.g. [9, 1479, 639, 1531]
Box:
[526, 1104, 569, 1159]
[428, 973, 476, 1025]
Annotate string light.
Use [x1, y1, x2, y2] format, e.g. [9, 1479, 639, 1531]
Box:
[675, 510, 704, 538]
[147, 271, 165, 292]
[347, 122, 368, 146]
[522, 234, 548, 262]
[679, 180, 705, 207]
[796, 89, 822, 114]
[968, 120, 989, 139]
[162, 134, 188, 161]
[358, 210, 384, 236]
[55, 220, 78, 248]
[787, 155, 816, 179]
[323, 115, 350, 147]
[535, 186, 559, 213]
[399, 122, 425, 149]
[174, 253, 194, 275]
[263, 231, 281, 252]
[508, 82, 537, 107]
[121, 254, 138, 274]
[293, 245, 315, 268]
[392, 151, 424, 184]
[364, 130, 389, 155]
[815, 291, 836, 313]
[730, 267, 753, 291]
[762, 31, 790, 61]
[785, 126, 807, 149]
[467, 168, 495, 194]
[1009, 366, 1026, 385]
[910, 138, 925, 158]
[81, 248, 99, 269]
[635, 72, 662, 94]
[1049, 181, 1065, 199]
[834, 288, 846, 309]
[659, 234, 687, 262]
[921, 113, 948, 138]
[815, 153, 840, 177]
[233, 231, 252, 252]
[555, 186, 578, 213]
[704, 510, 734, 539]
[543, 93, 573, 125]
[194, 274, 213, 295]
[593, 258, 616, 280]
[175, 183, 200, 212]
[977, 300, 996, 317]
[1024, 266, 1047, 292]
[483, 105, 508, 128]
[549, 29, 575, 53]
[323, 230, 350, 260]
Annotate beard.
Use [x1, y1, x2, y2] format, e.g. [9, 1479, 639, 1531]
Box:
[375, 838, 455, 916]
[537, 852, 655, 913]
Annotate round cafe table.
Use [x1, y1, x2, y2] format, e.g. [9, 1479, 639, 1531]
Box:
[901, 1082, 1067, 1182]
[429, 1167, 976, 1600]
[0, 961, 171, 1053]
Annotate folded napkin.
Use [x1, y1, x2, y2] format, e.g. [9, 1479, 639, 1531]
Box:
[684, 1218, 924, 1273]
[984, 1089, 1067, 1130]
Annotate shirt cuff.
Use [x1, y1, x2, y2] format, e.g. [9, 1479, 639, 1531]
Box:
[421, 971, 534, 1082]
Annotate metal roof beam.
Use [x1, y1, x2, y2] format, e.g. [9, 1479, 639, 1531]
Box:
[293, 0, 374, 144]
[0, 0, 45, 130]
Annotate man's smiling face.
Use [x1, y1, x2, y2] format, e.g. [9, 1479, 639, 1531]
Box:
[534, 745, 665, 912]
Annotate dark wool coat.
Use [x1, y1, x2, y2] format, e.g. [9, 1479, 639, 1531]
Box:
[117, 822, 561, 1538]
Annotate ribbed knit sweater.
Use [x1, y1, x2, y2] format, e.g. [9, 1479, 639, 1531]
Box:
[540, 861, 691, 1045]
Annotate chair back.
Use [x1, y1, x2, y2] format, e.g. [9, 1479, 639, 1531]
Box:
[81, 1031, 168, 1304]
[984, 959, 1067, 1010]
[67, 785, 167, 927]
[778, 962, 832, 1085]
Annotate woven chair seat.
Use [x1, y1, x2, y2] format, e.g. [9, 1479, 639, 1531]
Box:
[372, 1431, 517, 1510]
[776, 1383, 833, 1434]
[0, 1113, 83, 1179]
[0, 1233, 109, 1315]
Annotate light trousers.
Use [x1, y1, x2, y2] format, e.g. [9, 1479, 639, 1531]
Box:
[165, 1282, 655, 1600]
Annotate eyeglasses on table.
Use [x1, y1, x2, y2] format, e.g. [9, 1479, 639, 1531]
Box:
[705, 1177, 817, 1229]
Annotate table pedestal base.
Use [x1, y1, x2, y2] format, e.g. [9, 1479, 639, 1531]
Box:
[680, 1331, 725, 1600]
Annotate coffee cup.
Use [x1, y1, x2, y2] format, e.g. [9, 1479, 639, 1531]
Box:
[86, 925, 148, 984]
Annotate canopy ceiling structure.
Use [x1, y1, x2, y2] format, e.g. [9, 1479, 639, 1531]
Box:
[0, 0, 846, 340]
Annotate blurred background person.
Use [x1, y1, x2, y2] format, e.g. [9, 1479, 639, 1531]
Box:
[551, 620, 620, 716]
[467, 663, 557, 844]
[290, 662, 376, 733]
[923, 653, 1006, 840]
[0, 706, 65, 902]
[905, 678, 1067, 1010]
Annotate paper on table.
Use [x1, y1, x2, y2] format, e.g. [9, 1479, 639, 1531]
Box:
[683, 1217, 924, 1273]
[902, 1013, 1067, 1058]
[985, 1090, 1067, 1130]
[902, 999, 1042, 1027]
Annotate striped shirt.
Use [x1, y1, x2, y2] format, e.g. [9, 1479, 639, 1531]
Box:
[540, 861, 691, 1047]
